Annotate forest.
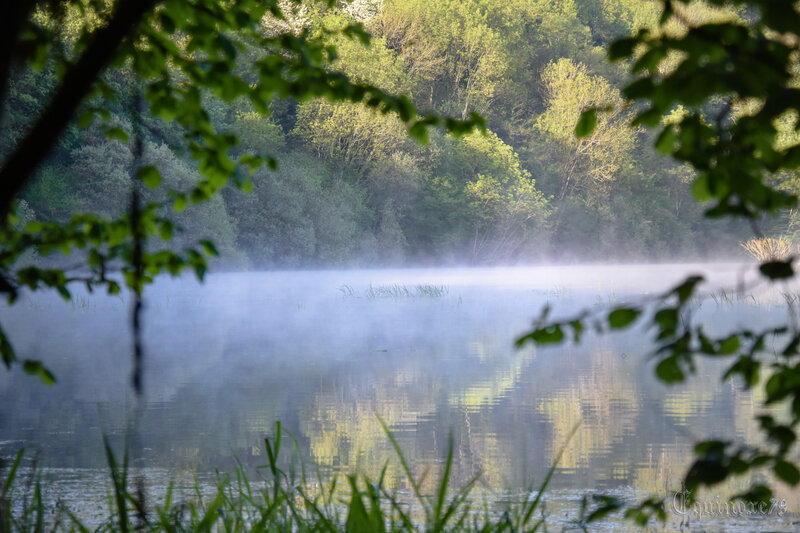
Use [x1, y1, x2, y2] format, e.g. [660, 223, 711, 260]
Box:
[2, 0, 765, 268]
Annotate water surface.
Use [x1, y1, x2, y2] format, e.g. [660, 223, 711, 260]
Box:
[1, 263, 798, 530]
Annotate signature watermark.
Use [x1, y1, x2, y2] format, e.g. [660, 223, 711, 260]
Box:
[671, 487, 788, 520]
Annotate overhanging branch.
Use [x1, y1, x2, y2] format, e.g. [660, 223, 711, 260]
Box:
[0, 0, 159, 219]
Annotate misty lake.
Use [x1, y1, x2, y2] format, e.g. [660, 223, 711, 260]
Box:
[1, 263, 799, 530]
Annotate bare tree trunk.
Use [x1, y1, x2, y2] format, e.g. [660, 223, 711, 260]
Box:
[559, 144, 583, 201]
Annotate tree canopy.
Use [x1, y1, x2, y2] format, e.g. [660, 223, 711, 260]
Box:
[0, 0, 485, 382]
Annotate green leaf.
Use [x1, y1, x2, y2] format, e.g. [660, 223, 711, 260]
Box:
[200, 240, 219, 257]
[608, 307, 640, 329]
[137, 166, 162, 189]
[656, 356, 684, 383]
[575, 107, 597, 138]
[734, 485, 773, 506]
[408, 121, 429, 144]
[521, 325, 565, 345]
[691, 175, 713, 202]
[632, 108, 663, 127]
[0, 328, 17, 368]
[759, 260, 794, 280]
[671, 276, 703, 303]
[608, 37, 638, 61]
[624, 78, 656, 100]
[782, 334, 800, 356]
[77, 110, 95, 128]
[654, 308, 678, 332]
[173, 194, 187, 213]
[718, 335, 740, 355]
[570, 320, 584, 342]
[724, 354, 760, 387]
[655, 127, 676, 155]
[103, 126, 129, 143]
[685, 456, 729, 487]
[159, 221, 173, 241]
[774, 460, 800, 486]
[22, 360, 56, 385]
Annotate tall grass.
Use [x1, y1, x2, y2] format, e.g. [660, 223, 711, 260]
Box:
[1, 422, 582, 533]
[740, 236, 793, 262]
[0, 451, 54, 533]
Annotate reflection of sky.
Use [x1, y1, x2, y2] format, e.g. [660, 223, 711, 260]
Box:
[0, 263, 797, 515]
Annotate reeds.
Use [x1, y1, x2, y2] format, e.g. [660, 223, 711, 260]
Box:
[0, 450, 52, 533]
[740, 236, 793, 262]
[339, 284, 449, 299]
[1, 421, 583, 533]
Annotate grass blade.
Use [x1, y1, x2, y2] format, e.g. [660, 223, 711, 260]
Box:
[103, 436, 129, 533]
[520, 421, 581, 529]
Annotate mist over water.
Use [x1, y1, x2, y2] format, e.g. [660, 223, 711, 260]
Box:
[1, 262, 798, 530]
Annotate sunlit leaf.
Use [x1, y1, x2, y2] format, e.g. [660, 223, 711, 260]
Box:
[173, 194, 187, 213]
[137, 165, 162, 189]
[22, 360, 56, 385]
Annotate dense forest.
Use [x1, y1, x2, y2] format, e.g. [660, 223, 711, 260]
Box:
[1, 0, 769, 267]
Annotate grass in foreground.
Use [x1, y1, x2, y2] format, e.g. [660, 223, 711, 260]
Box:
[0, 422, 591, 533]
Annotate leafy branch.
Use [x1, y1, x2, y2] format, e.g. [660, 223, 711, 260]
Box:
[518, 258, 800, 522]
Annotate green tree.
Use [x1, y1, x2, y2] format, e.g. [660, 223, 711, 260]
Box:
[376, 0, 510, 119]
[0, 0, 483, 383]
[459, 131, 550, 260]
[532, 58, 636, 204]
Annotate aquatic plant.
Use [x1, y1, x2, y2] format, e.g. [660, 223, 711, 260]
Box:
[338, 284, 357, 298]
[412, 284, 449, 298]
[712, 288, 760, 307]
[340, 284, 450, 300]
[365, 284, 411, 299]
[740, 237, 793, 263]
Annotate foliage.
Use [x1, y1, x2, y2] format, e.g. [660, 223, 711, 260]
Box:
[377, 0, 510, 120]
[532, 58, 636, 204]
[227, 153, 369, 266]
[0, 0, 487, 382]
[4, 0, 755, 282]
[460, 131, 550, 260]
[520, 0, 800, 524]
[5, 0, 800, 527]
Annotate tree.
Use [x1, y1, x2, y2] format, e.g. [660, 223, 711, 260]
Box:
[519, 0, 800, 523]
[375, 0, 510, 120]
[0, 0, 484, 385]
[532, 58, 636, 204]
[459, 131, 550, 260]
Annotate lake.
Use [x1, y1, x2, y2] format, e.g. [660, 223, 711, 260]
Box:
[1, 263, 799, 531]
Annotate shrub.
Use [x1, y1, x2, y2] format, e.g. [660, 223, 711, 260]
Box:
[740, 236, 793, 262]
